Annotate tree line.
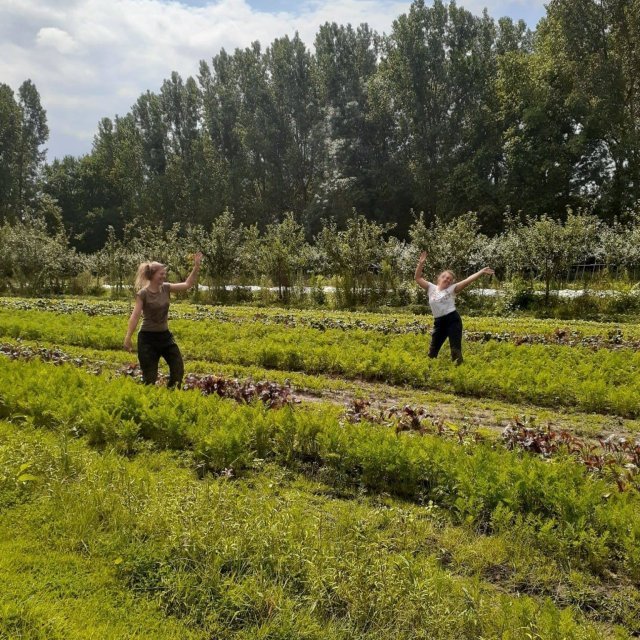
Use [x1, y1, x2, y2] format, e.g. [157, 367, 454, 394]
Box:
[1, 0, 640, 256]
[2, 209, 640, 308]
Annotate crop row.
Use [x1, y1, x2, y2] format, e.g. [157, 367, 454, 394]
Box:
[344, 399, 640, 491]
[4, 424, 635, 639]
[1, 357, 639, 582]
[2, 296, 639, 345]
[2, 308, 640, 417]
[4, 340, 638, 489]
[4, 334, 633, 446]
[246, 313, 636, 352]
[0, 342, 297, 408]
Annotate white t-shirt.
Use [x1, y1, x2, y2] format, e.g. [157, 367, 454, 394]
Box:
[427, 282, 457, 318]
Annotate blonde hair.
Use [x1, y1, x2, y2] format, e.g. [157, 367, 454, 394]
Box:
[437, 269, 456, 283]
[134, 261, 165, 292]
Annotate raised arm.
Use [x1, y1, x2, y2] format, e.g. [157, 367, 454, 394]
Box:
[124, 296, 144, 351]
[454, 267, 494, 294]
[414, 251, 430, 291]
[169, 252, 203, 292]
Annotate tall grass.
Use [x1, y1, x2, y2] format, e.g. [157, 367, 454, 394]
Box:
[1, 421, 635, 639]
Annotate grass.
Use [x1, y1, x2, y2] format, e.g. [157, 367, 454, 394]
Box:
[2, 296, 640, 638]
[1, 357, 640, 584]
[0, 532, 208, 640]
[1, 420, 637, 638]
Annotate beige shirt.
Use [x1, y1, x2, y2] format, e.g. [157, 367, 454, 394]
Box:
[137, 283, 171, 331]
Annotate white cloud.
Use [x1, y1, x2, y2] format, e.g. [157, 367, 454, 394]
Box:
[36, 26, 79, 54]
[0, 0, 546, 159]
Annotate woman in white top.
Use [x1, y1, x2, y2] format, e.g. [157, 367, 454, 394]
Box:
[414, 251, 494, 364]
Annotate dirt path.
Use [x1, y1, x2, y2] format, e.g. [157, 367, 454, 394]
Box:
[292, 376, 638, 441]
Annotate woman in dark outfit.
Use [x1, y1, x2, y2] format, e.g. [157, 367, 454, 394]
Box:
[414, 251, 494, 365]
[124, 252, 202, 387]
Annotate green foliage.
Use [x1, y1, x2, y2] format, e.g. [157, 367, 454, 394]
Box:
[494, 275, 535, 313]
[258, 213, 310, 301]
[497, 210, 600, 302]
[2, 299, 640, 636]
[6, 303, 640, 417]
[409, 211, 488, 277]
[538, 0, 640, 217]
[0, 213, 85, 294]
[1, 356, 640, 586]
[0, 80, 50, 220]
[2, 424, 633, 638]
[317, 211, 395, 306]
[5, 0, 640, 248]
[377, 0, 507, 225]
[201, 209, 244, 301]
[598, 212, 640, 272]
[0, 83, 23, 221]
[134, 221, 199, 283]
[92, 225, 141, 293]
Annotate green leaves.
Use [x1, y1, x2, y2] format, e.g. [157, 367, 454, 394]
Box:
[409, 211, 486, 276]
[5, 302, 640, 417]
[316, 212, 395, 306]
[2, 349, 640, 582]
[495, 211, 600, 301]
[16, 462, 37, 483]
[3, 0, 639, 262]
[16, 473, 37, 483]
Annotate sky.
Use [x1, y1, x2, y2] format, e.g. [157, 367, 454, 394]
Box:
[0, 0, 547, 161]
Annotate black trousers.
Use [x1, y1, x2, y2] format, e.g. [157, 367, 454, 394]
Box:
[429, 310, 463, 364]
[137, 330, 184, 388]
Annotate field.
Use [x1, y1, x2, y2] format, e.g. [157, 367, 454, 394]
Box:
[1, 296, 640, 639]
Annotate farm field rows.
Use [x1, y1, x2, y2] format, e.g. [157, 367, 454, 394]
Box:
[1, 301, 640, 416]
[2, 298, 640, 638]
[3, 296, 640, 343]
[3, 336, 640, 440]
